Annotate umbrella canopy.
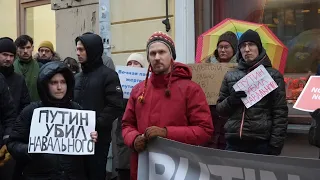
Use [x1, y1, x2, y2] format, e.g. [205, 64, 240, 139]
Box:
[196, 18, 288, 74]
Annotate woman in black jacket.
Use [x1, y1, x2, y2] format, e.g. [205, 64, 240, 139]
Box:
[7, 61, 98, 180]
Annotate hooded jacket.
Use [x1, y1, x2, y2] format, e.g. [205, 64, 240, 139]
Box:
[7, 61, 87, 180]
[216, 49, 288, 154]
[0, 65, 30, 113]
[74, 33, 123, 141]
[122, 62, 213, 180]
[0, 73, 16, 147]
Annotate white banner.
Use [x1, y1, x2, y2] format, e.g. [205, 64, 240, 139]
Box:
[28, 107, 96, 155]
[116, 66, 149, 99]
[233, 65, 278, 108]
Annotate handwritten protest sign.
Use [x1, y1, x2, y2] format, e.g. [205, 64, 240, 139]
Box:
[28, 107, 96, 155]
[116, 66, 149, 99]
[233, 65, 278, 108]
[293, 76, 320, 112]
[188, 63, 237, 105]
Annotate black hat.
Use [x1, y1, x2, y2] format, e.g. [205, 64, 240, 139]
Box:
[0, 37, 17, 55]
[217, 31, 238, 56]
[238, 29, 263, 53]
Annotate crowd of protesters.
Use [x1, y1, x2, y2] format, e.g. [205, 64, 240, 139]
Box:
[2, 28, 320, 180]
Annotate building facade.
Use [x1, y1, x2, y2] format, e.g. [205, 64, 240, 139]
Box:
[1, 0, 319, 158]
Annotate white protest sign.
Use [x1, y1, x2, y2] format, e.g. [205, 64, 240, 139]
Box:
[28, 107, 96, 155]
[116, 66, 149, 99]
[233, 65, 278, 108]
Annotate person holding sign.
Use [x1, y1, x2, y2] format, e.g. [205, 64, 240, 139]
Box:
[205, 31, 239, 149]
[216, 29, 288, 155]
[7, 61, 98, 180]
[122, 31, 214, 180]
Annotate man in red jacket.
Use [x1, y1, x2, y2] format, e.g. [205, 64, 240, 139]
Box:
[122, 31, 214, 180]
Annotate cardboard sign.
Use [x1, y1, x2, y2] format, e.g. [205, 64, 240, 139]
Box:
[293, 76, 320, 112]
[116, 66, 149, 99]
[233, 65, 278, 108]
[188, 63, 237, 105]
[28, 107, 96, 155]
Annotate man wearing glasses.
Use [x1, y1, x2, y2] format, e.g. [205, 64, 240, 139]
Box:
[216, 29, 288, 156]
[34, 41, 61, 68]
[14, 35, 40, 102]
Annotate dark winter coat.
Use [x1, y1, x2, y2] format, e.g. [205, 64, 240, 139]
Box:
[74, 34, 124, 144]
[115, 99, 131, 170]
[0, 65, 31, 113]
[0, 73, 16, 147]
[74, 33, 123, 180]
[33, 52, 62, 68]
[216, 49, 288, 154]
[7, 61, 88, 180]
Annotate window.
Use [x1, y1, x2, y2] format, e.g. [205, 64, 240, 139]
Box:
[195, 0, 320, 74]
[25, 4, 56, 52]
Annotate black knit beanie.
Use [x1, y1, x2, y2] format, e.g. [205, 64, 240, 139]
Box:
[238, 29, 263, 53]
[0, 37, 17, 55]
[217, 31, 238, 56]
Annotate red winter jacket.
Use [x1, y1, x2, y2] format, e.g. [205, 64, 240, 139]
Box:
[122, 62, 214, 180]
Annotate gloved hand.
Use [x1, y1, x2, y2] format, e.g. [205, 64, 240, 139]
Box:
[134, 134, 147, 153]
[0, 145, 11, 166]
[145, 126, 167, 140]
[268, 146, 282, 156]
[311, 108, 320, 120]
[227, 91, 247, 106]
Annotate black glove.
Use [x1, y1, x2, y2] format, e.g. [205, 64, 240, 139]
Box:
[227, 91, 247, 106]
[311, 108, 320, 120]
[268, 146, 282, 156]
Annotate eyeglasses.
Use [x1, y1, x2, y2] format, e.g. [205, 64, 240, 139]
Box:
[239, 42, 256, 50]
[218, 45, 231, 50]
[39, 49, 51, 54]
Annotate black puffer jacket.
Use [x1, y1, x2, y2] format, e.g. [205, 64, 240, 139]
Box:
[7, 61, 88, 180]
[0, 73, 16, 147]
[0, 65, 30, 113]
[216, 49, 288, 151]
[74, 33, 123, 145]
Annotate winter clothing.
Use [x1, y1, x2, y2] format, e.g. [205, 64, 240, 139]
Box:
[126, 53, 147, 68]
[7, 61, 88, 180]
[238, 29, 263, 54]
[216, 49, 288, 155]
[0, 73, 16, 148]
[0, 65, 30, 113]
[207, 54, 237, 63]
[0, 37, 16, 55]
[33, 52, 61, 68]
[122, 62, 213, 180]
[309, 108, 320, 148]
[102, 54, 115, 71]
[217, 31, 238, 55]
[115, 99, 131, 176]
[146, 31, 176, 60]
[38, 41, 54, 52]
[74, 33, 124, 180]
[227, 91, 247, 105]
[13, 57, 40, 102]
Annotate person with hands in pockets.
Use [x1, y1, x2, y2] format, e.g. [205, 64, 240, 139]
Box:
[122, 31, 214, 180]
